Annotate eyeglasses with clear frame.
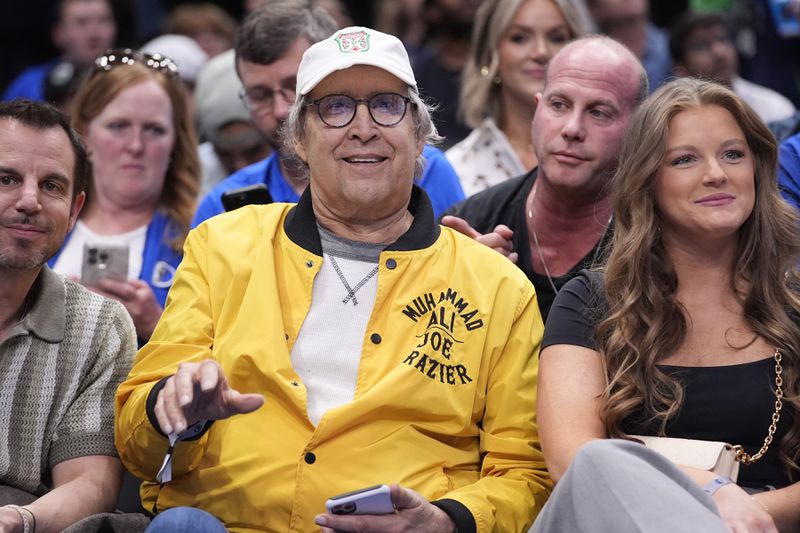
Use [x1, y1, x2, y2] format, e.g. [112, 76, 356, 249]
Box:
[306, 93, 412, 128]
[94, 48, 179, 77]
[239, 81, 296, 112]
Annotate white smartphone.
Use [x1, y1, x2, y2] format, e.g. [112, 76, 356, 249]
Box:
[81, 243, 129, 288]
[325, 484, 394, 515]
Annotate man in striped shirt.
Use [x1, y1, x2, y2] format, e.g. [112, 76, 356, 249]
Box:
[0, 99, 136, 532]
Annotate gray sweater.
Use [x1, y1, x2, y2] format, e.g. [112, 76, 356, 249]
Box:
[0, 267, 136, 495]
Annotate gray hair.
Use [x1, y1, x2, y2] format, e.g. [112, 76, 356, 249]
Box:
[282, 86, 440, 179]
[234, 0, 338, 67]
[459, 0, 594, 128]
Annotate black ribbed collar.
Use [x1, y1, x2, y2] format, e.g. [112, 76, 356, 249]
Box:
[284, 185, 441, 255]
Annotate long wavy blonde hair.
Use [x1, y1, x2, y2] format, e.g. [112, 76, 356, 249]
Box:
[71, 58, 199, 251]
[597, 77, 800, 478]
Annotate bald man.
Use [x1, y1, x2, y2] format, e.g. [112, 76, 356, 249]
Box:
[443, 36, 648, 321]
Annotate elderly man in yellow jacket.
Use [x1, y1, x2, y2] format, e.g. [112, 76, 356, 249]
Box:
[115, 22, 551, 533]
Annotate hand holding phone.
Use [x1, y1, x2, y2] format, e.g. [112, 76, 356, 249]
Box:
[325, 484, 394, 515]
[317, 484, 456, 532]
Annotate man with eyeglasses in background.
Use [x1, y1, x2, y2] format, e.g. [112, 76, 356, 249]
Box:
[191, 0, 464, 227]
[116, 25, 550, 533]
[669, 10, 795, 124]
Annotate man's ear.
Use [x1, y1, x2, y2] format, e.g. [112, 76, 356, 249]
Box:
[68, 191, 86, 232]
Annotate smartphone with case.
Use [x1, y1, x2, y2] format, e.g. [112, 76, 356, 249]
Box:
[221, 183, 273, 212]
[81, 243, 129, 288]
[325, 484, 394, 515]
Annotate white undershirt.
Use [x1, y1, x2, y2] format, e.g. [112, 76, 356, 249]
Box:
[52, 220, 147, 280]
[290, 227, 383, 426]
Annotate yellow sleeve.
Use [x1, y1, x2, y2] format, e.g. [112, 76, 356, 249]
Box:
[439, 282, 553, 532]
[115, 226, 215, 481]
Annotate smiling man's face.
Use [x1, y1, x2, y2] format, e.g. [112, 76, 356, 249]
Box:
[0, 119, 83, 272]
[295, 65, 423, 224]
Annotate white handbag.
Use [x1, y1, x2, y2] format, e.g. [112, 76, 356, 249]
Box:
[633, 435, 741, 481]
[631, 347, 785, 484]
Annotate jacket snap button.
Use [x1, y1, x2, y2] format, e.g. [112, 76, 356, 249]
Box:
[386, 258, 397, 269]
[370, 333, 382, 344]
[304, 452, 316, 464]
[306, 260, 314, 268]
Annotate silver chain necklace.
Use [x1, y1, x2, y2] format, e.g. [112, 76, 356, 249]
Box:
[526, 179, 614, 297]
[526, 179, 559, 295]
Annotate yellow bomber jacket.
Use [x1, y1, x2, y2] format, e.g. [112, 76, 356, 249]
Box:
[115, 187, 552, 533]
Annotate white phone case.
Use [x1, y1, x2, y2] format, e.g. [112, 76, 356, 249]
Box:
[325, 484, 394, 515]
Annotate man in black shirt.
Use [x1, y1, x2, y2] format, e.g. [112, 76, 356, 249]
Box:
[443, 36, 648, 321]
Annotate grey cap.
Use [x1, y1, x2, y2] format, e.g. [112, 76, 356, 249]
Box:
[194, 49, 254, 143]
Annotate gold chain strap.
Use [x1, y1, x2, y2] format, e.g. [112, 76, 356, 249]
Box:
[732, 348, 783, 465]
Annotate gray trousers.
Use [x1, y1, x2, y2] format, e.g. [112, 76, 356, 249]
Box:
[532, 439, 730, 533]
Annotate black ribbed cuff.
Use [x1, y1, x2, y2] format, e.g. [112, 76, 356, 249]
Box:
[145, 376, 213, 440]
[431, 498, 475, 533]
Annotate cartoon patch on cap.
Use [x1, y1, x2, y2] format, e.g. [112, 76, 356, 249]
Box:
[335, 30, 370, 53]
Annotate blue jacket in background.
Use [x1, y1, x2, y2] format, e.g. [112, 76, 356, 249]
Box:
[191, 144, 465, 228]
[48, 211, 183, 307]
[3, 61, 58, 101]
[779, 132, 800, 210]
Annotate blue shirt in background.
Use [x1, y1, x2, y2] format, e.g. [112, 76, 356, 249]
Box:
[779, 132, 800, 210]
[3, 60, 58, 101]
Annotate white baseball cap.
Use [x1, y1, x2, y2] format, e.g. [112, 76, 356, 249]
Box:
[296, 26, 417, 99]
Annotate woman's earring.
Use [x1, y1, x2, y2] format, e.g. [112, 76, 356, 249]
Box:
[481, 65, 500, 85]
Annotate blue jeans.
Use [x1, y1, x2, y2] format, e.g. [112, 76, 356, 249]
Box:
[146, 507, 227, 532]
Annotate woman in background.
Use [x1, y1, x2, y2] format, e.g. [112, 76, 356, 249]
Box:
[163, 2, 236, 58]
[446, 0, 592, 196]
[535, 78, 800, 531]
[51, 49, 199, 341]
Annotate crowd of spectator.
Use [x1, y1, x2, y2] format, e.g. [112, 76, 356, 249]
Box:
[1, 0, 800, 532]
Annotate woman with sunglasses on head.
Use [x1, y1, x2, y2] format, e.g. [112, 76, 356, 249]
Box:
[445, 0, 592, 196]
[534, 78, 800, 532]
[50, 49, 200, 342]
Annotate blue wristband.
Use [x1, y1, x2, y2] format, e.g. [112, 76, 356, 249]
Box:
[702, 476, 734, 495]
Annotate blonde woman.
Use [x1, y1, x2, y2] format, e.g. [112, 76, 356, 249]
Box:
[446, 0, 592, 196]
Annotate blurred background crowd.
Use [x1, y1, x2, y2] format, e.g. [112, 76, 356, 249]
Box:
[4, 0, 800, 335]
[4, 0, 800, 147]
[5, 0, 799, 332]
[3, 1, 800, 527]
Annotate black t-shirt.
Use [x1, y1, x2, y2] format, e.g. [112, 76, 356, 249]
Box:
[543, 270, 794, 489]
[443, 169, 611, 323]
